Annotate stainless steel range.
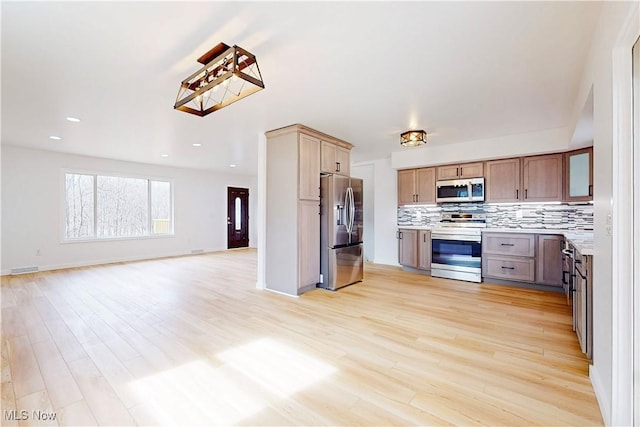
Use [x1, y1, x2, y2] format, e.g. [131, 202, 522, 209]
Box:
[431, 213, 486, 283]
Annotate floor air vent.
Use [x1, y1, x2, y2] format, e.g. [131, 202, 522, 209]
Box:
[11, 266, 39, 275]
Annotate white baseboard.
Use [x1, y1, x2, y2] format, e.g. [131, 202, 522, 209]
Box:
[590, 364, 611, 425]
[0, 248, 226, 276]
[264, 288, 299, 298]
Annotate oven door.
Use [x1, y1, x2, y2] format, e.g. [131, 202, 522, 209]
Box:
[431, 234, 482, 273]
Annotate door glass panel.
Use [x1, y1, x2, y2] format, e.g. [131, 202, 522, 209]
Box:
[569, 152, 590, 197]
[235, 197, 241, 231]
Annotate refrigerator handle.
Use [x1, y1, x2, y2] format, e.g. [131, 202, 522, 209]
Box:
[348, 187, 355, 234]
[344, 187, 352, 233]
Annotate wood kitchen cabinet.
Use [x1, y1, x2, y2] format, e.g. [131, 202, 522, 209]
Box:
[266, 124, 353, 296]
[397, 229, 418, 268]
[485, 158, 521, 203]
[522, 154, 564, 202]
[482, 233, 536, 282]
[564, 147, 593, 202]
[298, 134, 320, 201]
[397, 167, 436, 205]
[536, 235, 563, 287]
[418, 230, 431, 270]
[436, 162, 484, 180]
[398, 229, 431, 271]
[321, 141, 350, 176]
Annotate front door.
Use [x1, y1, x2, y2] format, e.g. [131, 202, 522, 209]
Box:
[227, 187, 249, 249]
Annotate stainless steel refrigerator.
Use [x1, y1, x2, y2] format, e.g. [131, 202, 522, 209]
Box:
[319, 175, 363, 290]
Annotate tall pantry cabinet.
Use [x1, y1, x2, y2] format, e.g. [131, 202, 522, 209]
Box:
[265, 124, 353, 296]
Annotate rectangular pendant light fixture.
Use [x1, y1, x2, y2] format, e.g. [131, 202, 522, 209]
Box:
[400, 130, 427, 147]
[174, 43, 265, 117]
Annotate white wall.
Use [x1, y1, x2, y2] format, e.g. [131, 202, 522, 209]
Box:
[391, 126, 571, 169]
[566, 2, 638, 425]
[1, 145, 257, 274]
[362, 158, 399, 266]
[351, 163, 375, 262]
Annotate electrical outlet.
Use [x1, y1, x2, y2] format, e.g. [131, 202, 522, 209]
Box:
[606, 214, 612, 225]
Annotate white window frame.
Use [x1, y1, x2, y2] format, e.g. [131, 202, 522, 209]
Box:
[60, 168, 175, 243]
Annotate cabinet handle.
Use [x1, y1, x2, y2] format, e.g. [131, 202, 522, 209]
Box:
[423, 233, 426, 243]
[501, 266, 515, 270]
[336, 162, 340, 172]
[516, 189, 519, 199]
[415, 194, 418, 202]
[500, 243, 515, 246]
[525, 189, 528, 199]
[456, 167, 460, 177]
[588, 184, 593, 196]
[399, 232, 403, 240]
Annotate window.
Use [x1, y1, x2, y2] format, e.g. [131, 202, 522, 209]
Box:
[64, 172, 173, 240]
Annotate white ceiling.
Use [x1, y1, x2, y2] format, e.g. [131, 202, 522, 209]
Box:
[1, 1, 601, 175]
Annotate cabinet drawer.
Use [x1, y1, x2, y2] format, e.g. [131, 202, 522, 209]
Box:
[483, 233, 535, 257]
[483, 256, 535, 282]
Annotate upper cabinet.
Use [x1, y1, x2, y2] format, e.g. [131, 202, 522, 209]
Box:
[397, 167, 436, 205]
[298, 134, 321, 201]
[485, 158, 521, 203]
[436, 162, 484, 180]
[564, 147, 593, 202]
[321, 141, 350, 176]
[522, 154, 564, 202]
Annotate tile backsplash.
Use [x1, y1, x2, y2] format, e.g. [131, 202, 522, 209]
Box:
[397, 202, 593, 230]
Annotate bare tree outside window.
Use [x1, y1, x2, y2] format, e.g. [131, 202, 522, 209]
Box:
[65, 174, 94, 238]
[151, 180, 171, 234]
[64, 172, 173, 240]
[97, 176, 149, 237]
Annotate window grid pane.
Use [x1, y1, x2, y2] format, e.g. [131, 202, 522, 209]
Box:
[65, 174, 95, 239]
[64, 173, 172, 240]
[151, 180, 172, 234]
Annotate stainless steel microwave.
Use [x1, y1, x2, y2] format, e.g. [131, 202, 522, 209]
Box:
[436, 177, 485, 203]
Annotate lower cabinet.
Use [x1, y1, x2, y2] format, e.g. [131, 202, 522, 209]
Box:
[484, 256, 535, 282]
[398, 229, 418, 268]
[536, 235, 563, 287]
[418, 230, 431, 270]
[398, 229, 431, 271]
[482, 232, 563, 287]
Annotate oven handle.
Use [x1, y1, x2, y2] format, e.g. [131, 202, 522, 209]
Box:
[432, 234, 481, 243]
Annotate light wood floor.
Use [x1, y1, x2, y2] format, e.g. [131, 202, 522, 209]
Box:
[1, 249, 603, 426]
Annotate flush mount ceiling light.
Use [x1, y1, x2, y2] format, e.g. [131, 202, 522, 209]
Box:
[174, 42, 265, 117]
[400, 130, 427, 147]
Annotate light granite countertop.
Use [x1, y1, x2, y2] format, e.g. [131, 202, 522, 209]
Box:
[396, 225, 594, 255]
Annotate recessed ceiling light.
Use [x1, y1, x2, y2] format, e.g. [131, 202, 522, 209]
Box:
[161, 154, 169, 158]
[49, 135, 62, 140]
[66, 117, 81, 122]
[192, 143, 202, 147]
[229, 164, 237, 168]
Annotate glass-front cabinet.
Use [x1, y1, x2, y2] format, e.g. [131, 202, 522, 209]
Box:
[564, 147, 593, 202]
